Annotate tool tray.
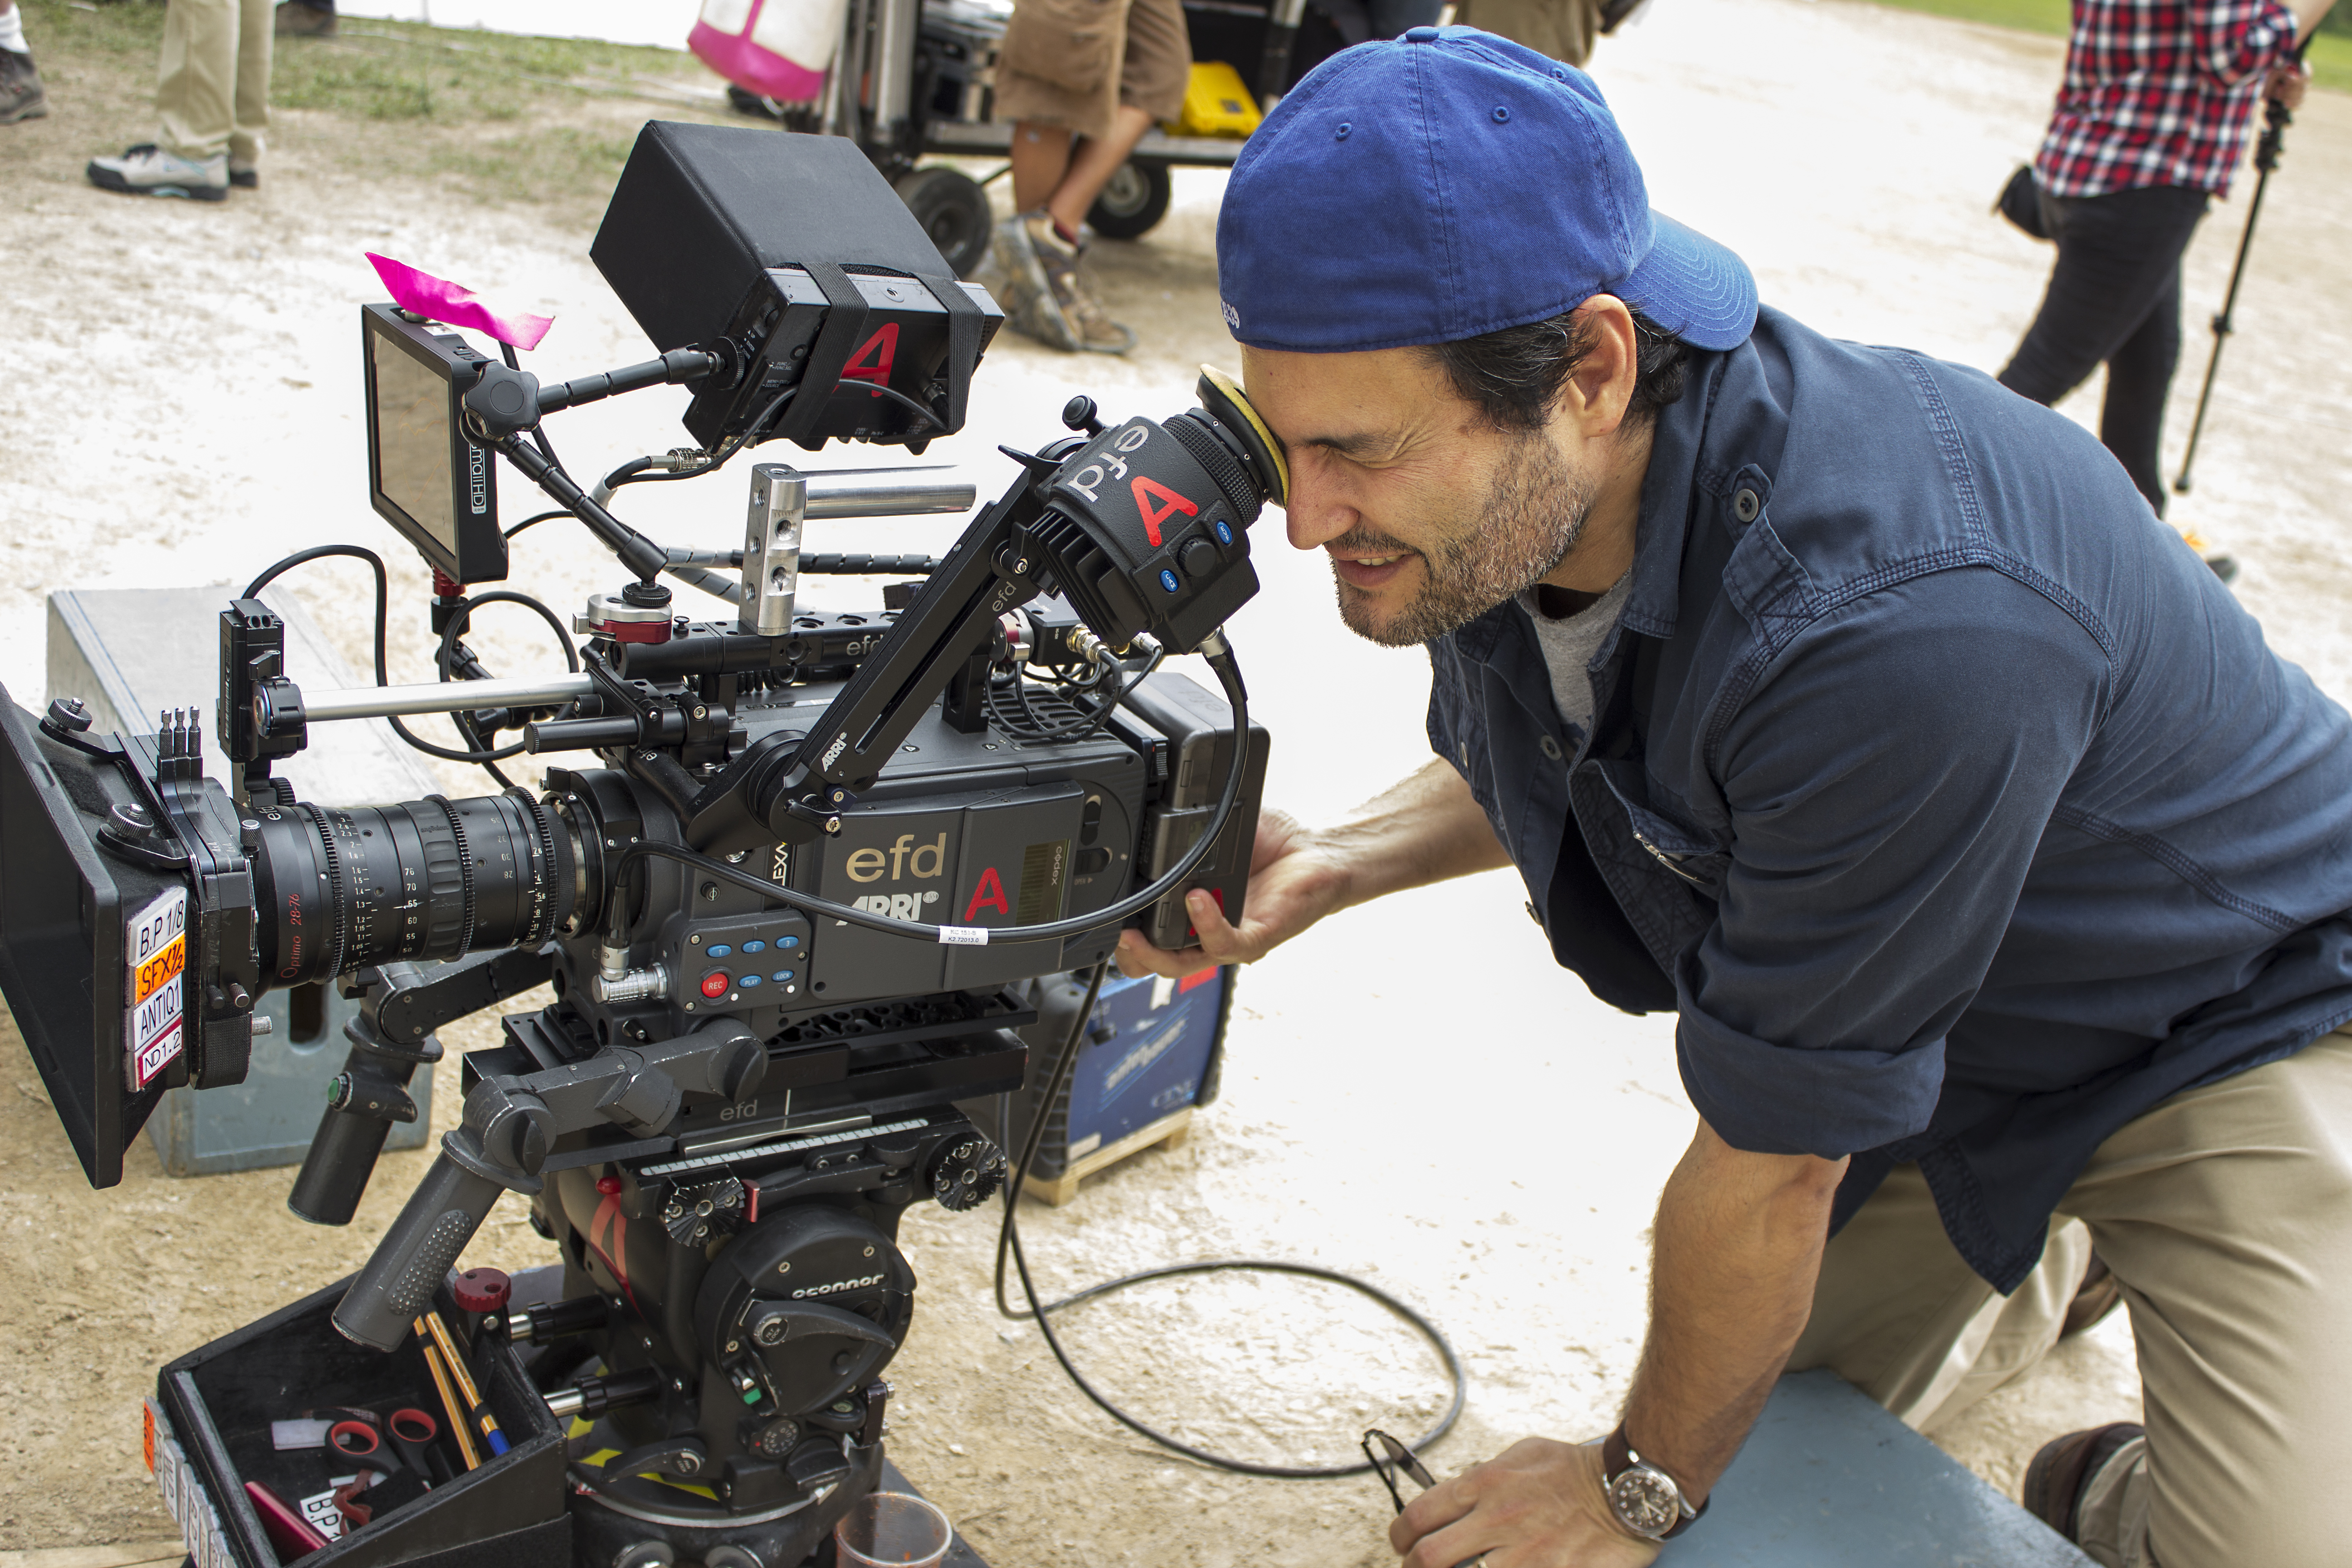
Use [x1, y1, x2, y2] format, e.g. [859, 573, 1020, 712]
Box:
[151, 1272, 571, 1568]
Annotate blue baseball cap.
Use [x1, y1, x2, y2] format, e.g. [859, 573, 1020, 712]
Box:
[1215, 27, 1757, 355]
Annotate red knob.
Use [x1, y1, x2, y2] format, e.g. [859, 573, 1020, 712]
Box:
[596, 1175, 624, 1196]
[453, 1267, 511, 1313]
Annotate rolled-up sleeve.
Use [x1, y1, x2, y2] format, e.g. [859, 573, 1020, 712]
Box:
[2192, 0, 2299, 91]
[1676, 567, 2108, 1158]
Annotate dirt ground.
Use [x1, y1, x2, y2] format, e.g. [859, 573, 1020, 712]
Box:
[3, 0, 2349, 1562]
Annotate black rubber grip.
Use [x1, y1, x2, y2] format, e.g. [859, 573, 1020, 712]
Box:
[332, 1147, 506, 1351]
[286, 1099, 396, 1227]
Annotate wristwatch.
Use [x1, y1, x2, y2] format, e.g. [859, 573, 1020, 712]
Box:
[1601, 1424, 1706, 1541]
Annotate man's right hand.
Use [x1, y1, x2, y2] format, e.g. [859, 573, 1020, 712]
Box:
[1112, 759, 1514, 979]
[1113, 808, 1348, 978]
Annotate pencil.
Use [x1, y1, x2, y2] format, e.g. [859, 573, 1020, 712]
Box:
[419, 1338, 484, 1471]
[419, 1310, 513, 1457]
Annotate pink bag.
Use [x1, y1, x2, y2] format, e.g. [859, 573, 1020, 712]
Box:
[690, 0, 847, 105]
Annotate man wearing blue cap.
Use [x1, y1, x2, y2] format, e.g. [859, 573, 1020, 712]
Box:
[1116, 28, 2352, 1568]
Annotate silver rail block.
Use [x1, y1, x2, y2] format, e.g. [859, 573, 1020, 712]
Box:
[742, 463, 807, 637]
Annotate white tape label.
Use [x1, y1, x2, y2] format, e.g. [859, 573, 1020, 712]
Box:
[936, 926, 990, 946]
[125, 885, 188, 1090]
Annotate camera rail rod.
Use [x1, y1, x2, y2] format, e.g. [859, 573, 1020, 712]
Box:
[303, 672, 597, 723]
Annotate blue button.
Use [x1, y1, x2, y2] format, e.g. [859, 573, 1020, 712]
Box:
[772, 970, 796, 984]
[740, 973, 763, 988]
[779, 935, 800, 949]
[741, 940, 765, 954]
[706, 943, 731, 957]
[1159, 569, 1181, 593]
[1213, 519, 1232, 545]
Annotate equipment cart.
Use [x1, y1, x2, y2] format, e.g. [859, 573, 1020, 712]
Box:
[733, 0, 1345, 276]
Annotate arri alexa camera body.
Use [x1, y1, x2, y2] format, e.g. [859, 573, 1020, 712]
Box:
[0, 124, 1284, 1568]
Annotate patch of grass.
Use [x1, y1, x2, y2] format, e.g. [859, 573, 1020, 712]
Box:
[18, 0, 166, 68]
[1861, 0, 2352, 94]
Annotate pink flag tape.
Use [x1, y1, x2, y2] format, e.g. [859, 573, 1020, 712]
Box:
[366, 252, 554, 351]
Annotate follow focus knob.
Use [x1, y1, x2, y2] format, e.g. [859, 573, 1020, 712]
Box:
[927, 1133, 1007, 1212]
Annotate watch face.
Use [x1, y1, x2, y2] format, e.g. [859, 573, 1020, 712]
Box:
[1610, 1468, 1680, 1537]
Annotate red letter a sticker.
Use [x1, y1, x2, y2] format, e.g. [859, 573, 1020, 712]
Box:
[1131, 476, 1199, 547]
[963, 865, 1011, 923]
[845, 323, 898, 390]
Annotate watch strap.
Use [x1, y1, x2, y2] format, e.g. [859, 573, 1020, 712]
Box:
[1602, 1423, 1707, 1540]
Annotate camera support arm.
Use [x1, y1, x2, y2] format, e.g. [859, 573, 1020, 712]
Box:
[788, 462, 1054, 795]
[494, 435, 673, 583]
[333, 1014, 769, 1351]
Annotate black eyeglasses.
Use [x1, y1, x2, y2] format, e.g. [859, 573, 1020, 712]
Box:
[1361, 1428, 1440, 1515]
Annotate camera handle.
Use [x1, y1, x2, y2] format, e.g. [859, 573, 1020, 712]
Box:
[287, 946, 564, 1227]
[333, 1014, 769, 1351]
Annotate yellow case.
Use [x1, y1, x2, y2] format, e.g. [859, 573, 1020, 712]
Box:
[1169, 61, 1262, 139]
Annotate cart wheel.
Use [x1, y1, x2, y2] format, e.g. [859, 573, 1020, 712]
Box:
[895, 167, 994, 279]
[1087, 160, 1173, 241]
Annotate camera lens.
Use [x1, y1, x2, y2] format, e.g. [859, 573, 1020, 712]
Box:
[248, 793, 580, 987]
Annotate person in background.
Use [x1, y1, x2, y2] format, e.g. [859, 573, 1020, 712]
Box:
[276, 0, 335, 39]
[1446, 0, 1647, 67]
[1997, 0, 2331, 522]
[0, 0, 46, 124]
[990, 0, 1191, 354]
[88, 0, 274, 200]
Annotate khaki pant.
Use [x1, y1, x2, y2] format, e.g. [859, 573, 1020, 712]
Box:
[1788, 1027, 2352, 1568]
[994, 0, 1190, 143]
[1449, 0, 1602, 66]
[157, 0, 273, 163]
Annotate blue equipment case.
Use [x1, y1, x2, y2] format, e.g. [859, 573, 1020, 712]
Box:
[965, 965, 1232, 1184]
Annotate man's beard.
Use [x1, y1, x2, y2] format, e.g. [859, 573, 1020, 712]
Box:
[1330, 431, 1599, 648]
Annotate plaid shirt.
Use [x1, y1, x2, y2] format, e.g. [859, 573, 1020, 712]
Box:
[2035, 0, 2301, 198]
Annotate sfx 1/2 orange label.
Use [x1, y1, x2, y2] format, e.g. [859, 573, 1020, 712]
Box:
[124, 885, 188, 1091]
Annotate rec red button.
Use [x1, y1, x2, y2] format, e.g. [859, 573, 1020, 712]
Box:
[701, 971, 731, 998]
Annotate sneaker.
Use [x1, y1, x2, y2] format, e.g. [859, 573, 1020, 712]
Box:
[274, 2, 337, 37]
[0, 49, 46, 124]
[995, 210, 1135, 355]
[229, 158, 259, 189]
[2022, 1422, 2145, 1543]
[88, 143, 230, 201]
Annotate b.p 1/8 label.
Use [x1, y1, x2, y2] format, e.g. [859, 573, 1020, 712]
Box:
[125, 886, 188, 1091]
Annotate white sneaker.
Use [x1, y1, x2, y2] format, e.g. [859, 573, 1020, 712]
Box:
[87, 143, 229, 201]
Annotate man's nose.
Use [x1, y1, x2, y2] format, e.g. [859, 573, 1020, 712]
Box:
[1283, 468, 1355, 552]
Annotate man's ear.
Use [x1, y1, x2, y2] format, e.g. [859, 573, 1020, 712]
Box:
[1559, 295, 1639, 438]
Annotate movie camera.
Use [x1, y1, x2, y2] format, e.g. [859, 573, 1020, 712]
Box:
[0, 122, 1282, 1568]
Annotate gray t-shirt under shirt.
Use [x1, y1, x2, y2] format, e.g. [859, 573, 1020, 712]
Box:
[1517, 573, 1632, 741]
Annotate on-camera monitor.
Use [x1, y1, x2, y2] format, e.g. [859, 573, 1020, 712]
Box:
[370, 327, 459, 554]
[361, 304, 505, 583]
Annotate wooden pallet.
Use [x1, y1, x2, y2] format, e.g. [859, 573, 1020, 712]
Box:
[1019, 1107, 1192, 1206]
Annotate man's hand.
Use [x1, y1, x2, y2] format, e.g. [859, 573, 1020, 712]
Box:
[1112, 808, 1347, 978]
[1113, 760, 1511, 978]
[2266, 58, 2308, 109]
[1391, 1439, 1659, 1568]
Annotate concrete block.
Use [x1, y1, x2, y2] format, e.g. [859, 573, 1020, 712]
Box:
[45, 585, 443, 1177]
[1659, 1370, 2094, 1567]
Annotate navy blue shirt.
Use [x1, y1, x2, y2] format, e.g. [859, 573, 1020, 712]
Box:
[1426, 307, 2352, 1291]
